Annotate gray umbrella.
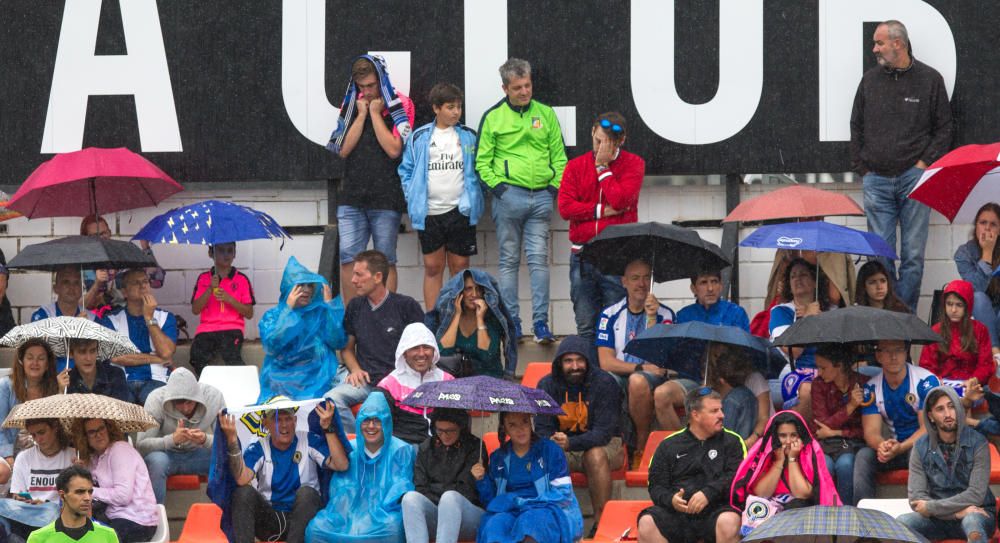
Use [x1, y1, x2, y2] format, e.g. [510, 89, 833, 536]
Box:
[7, 235, 157, 272]
[770, 306, 940, 347]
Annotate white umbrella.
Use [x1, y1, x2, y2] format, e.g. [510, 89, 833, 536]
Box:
[0, 316, 139, 360]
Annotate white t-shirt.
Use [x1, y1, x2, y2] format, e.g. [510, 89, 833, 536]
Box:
[745, 371, 775, 417]
[426, 126, 465, 215]
[11, 447, 77, 502]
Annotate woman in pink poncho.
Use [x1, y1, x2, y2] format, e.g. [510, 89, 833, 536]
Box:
[730, 410, 841, 515]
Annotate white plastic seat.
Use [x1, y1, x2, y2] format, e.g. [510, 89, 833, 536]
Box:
[138, 504, 169, 543]
[198, 366, 260, 409]
[857, 498, 912, 519]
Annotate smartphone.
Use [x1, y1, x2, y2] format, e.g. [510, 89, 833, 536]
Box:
[16, 492, 31, 500]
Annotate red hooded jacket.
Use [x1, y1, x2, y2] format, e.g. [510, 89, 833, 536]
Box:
[919, 280, 993, 384]
[557, 149, 645, 246]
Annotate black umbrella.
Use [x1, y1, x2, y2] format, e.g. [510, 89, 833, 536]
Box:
[770, 306, 939, 347]
[579, 222, 730, 283]
[8, 236, 158, 271]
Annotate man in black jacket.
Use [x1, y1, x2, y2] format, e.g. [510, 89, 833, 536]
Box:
[536, 335, 623, 527]
[850, 19, 953, 312]
[638, 388, 745, 543]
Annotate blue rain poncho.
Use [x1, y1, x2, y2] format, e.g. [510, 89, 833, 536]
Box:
[258, 257, 346, 401]
[306, 392, 415, 543]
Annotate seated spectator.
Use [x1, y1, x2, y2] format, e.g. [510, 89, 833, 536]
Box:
[437, 270, 515, 378]
[81, 215, 165, 314]
[770, 258, 834, 413]
[325, 250, 423, 430]
[306, 393, 415, 543]
[705, 347, 761, 443]
[0, 247, 15, 338]
[853, 339, 940, 504]
[401, 408, 485, 543]
[854, 260, 910, 312]
[535, 335, 622, 529]
[138, 367, 224, 504]
[32, 266, 97, 323]
[26, 465, 119, 543]
[810, 343, 869, 506]
[0, 340, 65, 475]
[899, 386, 996, 542]
[637, 388, 742, 543]
[220, 399, 348, 543]
[66, 339, 130, 403]
[919, 281, 993, 395]
[376, 323, 454, 445]
[2, 419, 76, 543]
[954, 202, 1000, 360]
[474, 411, 583, 543]
[72, 418, 158, 543]
[258, 257, 345, 400]
[100, 268, 178, 405]
[730, 411, 840, 536]
[675, 270, 750, 329]
[189, 242, 255, 377]
[595, 258, 678, 465]
[398, 82, 483, 314]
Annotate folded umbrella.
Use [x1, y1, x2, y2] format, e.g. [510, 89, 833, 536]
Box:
[770, 306, 940, 347]
[723, 184, 864, 223]
[742, 505, 929, 543]
[623, 322, 782, 380]
[579, 222, 730, 283]
[0, 316, 139, 361]
[132, 199, 290, 245]
[908, 142, 1000, 223]
[403, 376, 564, 415]
[7, 147, 183, 219]
[7, 236, 157, 272]
[2, 393, 157, 434]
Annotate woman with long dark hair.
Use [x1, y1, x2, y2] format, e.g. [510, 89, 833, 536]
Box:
[954, 202, 1000, 363]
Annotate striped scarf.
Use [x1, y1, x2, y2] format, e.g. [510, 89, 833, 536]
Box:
[326, 54, 411, 154]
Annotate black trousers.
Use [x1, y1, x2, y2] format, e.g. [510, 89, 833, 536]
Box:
[231, 485, 321, 543]
[189, 329, 245, 377]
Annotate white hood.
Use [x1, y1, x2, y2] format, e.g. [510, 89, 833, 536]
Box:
[394, 322, 441, 373]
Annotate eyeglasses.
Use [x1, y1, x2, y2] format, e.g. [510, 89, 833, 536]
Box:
[85, 425, 107, 438]
[599, 119, 623, 133]
[435, 427, 459, 436]
[360, 419, 382, 427]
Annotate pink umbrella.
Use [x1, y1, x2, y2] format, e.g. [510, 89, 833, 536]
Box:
[722, 184, 863, 223]
[908, 142, 1000, 223]
[8, 147, 183, 218]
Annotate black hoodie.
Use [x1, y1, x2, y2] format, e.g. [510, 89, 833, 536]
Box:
[535, 335, 622, 451]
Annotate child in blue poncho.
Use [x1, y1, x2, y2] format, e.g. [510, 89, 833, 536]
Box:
[305, 392, 415, 543]
[258, 257, 346, 401]
[473, 411, 583, 543]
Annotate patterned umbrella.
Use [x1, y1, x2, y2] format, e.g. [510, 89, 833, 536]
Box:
[0, 316, 139, 360]
[741, 505, 929, 543]
[402, 376, 564, 415]
[132, 199, 290, 245]
[2, 393, 157, 433]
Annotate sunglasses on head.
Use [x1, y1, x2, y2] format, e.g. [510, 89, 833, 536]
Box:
[695, 386, 713, 397]
[599, 119, 623, 133]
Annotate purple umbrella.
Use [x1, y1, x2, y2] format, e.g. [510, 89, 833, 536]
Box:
[403, 376, 564, 416]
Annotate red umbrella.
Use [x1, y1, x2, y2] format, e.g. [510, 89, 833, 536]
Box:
[8, 147, 183, 218]
[722, 184, 863, 223]
[908, 142, 1000, 223]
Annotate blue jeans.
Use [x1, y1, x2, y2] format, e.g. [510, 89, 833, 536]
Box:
[569, 252, 626, 341]
[144, 447, 213, 504]
[823, 451, 857, 506]
[973, 291, 1000, 349]
[324, 370, 373, 431]
[722, 386, 757, 439]
[863, 167, 930, 311]
[899, 509, 995, 541]
[401, 490, 484, 543]
[337, 205, 401, 265]
[852, 446, 910, 504]
[128, 380, 165, 406]
[490, 186, 553, 325]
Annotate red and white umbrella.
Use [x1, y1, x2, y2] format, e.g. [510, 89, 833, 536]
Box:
[908, 142, 1000, 223]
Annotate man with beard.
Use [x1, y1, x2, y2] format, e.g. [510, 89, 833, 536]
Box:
[898, 386, 996, 542]
[535, 335, 622, 531]
[27, 466, 117, 543]
[850, 19, 952, 312]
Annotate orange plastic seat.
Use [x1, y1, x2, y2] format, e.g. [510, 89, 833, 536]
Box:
[351, 403, 361, 417]
[625, 430, 675, 487]
[483, 431, 501, 456]
[520, 363, 551, 389]
[172, 503, 226, 543]
[166, 474, 202, 491]
[875, 469, 909, 485]
[589, 500, 651, 542]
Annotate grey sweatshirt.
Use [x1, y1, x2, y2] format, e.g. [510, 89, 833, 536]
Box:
[136, 368, 225, 455]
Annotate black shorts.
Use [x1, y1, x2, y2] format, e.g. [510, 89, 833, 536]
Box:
[639, 504, 734, 543]
[417, 208, 478, 256]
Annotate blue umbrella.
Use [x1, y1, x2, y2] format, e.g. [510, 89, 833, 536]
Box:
[739, 220, 898, 260]
[623, 322, 782, 381]
[132, 199, 291, 245]
[402, 376, 564, 415]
